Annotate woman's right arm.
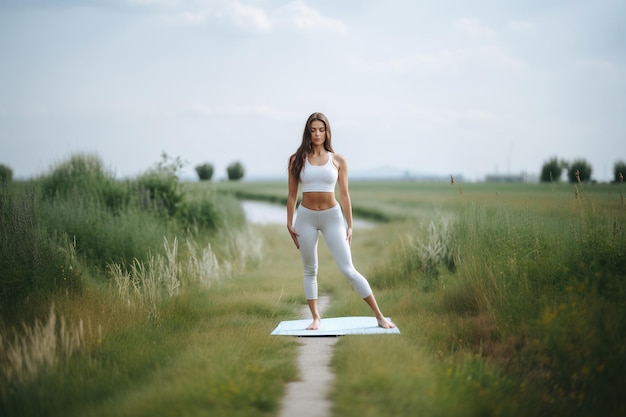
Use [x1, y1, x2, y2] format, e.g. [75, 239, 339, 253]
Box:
[287, 157, 300, 248]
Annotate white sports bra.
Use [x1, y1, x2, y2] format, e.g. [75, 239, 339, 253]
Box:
[301, 153, 338, 193]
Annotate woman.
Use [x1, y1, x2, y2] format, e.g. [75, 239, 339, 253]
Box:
[287, 112, 395, 330]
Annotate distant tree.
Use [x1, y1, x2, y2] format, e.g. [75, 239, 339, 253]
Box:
[540, 157, 566, 182]
[195, 163, 214, 181]
[614, 160, 626, 183]
[567, 159, 593, 183]
[0, 163, 12, 185]
[226, 161, 245, 181]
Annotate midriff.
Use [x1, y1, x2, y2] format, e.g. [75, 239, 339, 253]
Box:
[301, 192, 337, 210]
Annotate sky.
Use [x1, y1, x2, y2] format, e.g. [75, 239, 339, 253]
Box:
[0, 0, 624, 182]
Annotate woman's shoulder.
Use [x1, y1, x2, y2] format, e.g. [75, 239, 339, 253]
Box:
[331, 152, 347, 163]
[331, 152, 348, 170]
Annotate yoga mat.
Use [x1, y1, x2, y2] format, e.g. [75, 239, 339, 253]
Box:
[271, 316, 400, 336]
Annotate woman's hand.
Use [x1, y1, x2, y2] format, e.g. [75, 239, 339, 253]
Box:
[287, 225, 300, 249]
[346, 227, 353, 246]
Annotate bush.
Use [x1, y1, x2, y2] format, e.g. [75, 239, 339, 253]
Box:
[134, 172, 184, 218]
[40, 154, 129, 213]
[226, 161, 245, 181]
[0, 186, 83, 319]
[195, 163, 214, 181]
[567, 159, 593, 183]
[133, 153, 185, 218]
[179, 195, 220, 232]
[540, 157, 566, 182]
[614, 160, 626, 183]
[0, 163, 13, 185]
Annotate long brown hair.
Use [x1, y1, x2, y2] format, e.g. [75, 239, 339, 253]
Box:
[288, 112, 334, 181]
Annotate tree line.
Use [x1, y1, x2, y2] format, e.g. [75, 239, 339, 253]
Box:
[2, 158, 624, 184]
[540, 157, 625, 183]
[195, 161, 244, 181]
[0, 160, 245, 184]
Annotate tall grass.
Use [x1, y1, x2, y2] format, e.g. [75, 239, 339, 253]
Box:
[0, 185, 83, 319]
[1, 153, 281, 417]
[372, 213, 459, 291]
[108, 227, 262, 320]
[4, 169, 624, 416]
[332, 182, 626, 416]
[0, 304, 86, 387]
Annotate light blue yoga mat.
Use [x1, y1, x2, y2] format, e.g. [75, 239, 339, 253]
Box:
[271, 316, 400, 336]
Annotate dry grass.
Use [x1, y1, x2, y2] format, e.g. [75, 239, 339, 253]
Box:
[0, 304, 86, 385]
[109, 226, 262, 320]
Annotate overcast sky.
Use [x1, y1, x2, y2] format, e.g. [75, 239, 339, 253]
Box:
[1, 0, 624, 182]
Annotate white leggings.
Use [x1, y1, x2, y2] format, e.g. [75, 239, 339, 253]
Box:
[294, 204, 373, 300]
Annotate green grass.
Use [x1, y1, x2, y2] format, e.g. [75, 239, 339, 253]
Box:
[1, 156, 297, 417]
[215, 179, 625, 416]
[2, 168, 625, 417]
[1, 284, 298, 417]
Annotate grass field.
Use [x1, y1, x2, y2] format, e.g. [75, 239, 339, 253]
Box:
[214, 178, 626, 417]
[2, 158, 625, 417]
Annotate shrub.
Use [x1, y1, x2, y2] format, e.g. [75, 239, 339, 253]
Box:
[133, 153, 185, 218]
[567, 159, 593, 183]
[0, 186, 83, 318]
[0, 163, 13, 184]
[226, 161, 245, 181]
[539, 157, 566, 182]
[40, 154, 129, 213]
[613, 160, 626, 183]
[195, 163, 214, 181]
[179, 194, 220, 232]
[39, 194, 168, 270]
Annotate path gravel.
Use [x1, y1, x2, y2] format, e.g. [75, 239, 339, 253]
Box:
[278, 295, 338, 417]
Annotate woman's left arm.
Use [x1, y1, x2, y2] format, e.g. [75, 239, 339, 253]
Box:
[335, 153, 353, 245]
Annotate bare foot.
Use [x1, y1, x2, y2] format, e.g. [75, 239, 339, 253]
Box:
[306, 318, 321, 330]
[376, 316, 395, 329]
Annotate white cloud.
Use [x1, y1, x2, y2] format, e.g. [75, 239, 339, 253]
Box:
[279, 0, 348, 35]
[130, 0, 272, 31]
[177, 10, 207, 24]
[179, 103, 300, 120]
[125, 0, 184, 7]
[452, 17, 497, 40]
[224, 1, 273, 32]
[125, 0, 347, 35]
[350, 44, 525, 76]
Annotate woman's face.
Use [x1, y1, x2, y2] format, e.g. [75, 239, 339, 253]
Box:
[310, 120, 326, 146]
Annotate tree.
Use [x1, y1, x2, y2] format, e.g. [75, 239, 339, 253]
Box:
[540, 157, 566, 182]
[567, 159, 592, 183]
[614, 160, 626, 183]
[226, 161, 245, 181]
[195, 163, 214, 181]
[0, 163, 12, 185]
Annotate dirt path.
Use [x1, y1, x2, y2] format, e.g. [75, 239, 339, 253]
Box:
[278, 295, 338, 417]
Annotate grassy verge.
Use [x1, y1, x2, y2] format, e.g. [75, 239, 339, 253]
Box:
[0, 155, 303, 417]
[325, 181, 625, 417]
[3, 167, 625, 416]
[212, 179, 624, 416]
